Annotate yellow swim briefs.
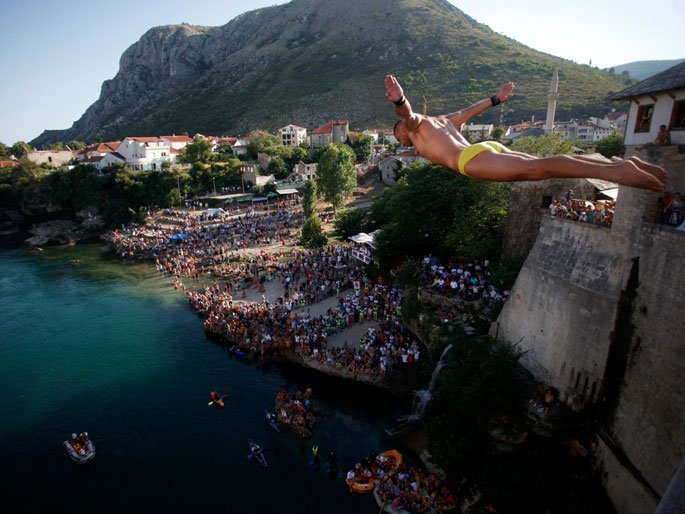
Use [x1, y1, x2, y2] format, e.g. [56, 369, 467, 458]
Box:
[457, 141, 506, 176]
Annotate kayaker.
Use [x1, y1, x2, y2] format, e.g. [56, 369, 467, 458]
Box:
[311, 445, 320, 469]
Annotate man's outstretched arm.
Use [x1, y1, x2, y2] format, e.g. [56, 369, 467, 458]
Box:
[446, 82, 515, 126]
[385, 75, 421, 130]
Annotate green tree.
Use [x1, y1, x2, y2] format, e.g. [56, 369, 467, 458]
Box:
[0, 142, 10, 159]
[215, 143, 236, 161]
[426, 336, 526, 482]
[491, 126, 506, 140]
[334, 207, 368, 239]
[595, 129, 625, 158]
[50, 141, 65, 151]
[346, 134, 374, 163]
[267, 156, 289, 180]
[303, 180, 317, 218]
[511, 132, 574, 157]
[370, 163, 509, 269]
[178, 135, 213, 164]
[68, 140, 87, 151]
[10, 142, 32, 158]
[316, 143, 357, 213]
[300, 215, 327, 248]
[246, 130, 283, 160]
[283, 145, 307, 169]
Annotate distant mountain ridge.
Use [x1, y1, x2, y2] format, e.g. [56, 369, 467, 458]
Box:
[612, 59, 685, 81]
[31, 0, 635, 147]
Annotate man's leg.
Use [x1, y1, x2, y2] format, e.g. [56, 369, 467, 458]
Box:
[462, 149, 666, 193]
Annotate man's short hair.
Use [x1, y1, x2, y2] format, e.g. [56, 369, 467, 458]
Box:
[393, 119, 402, 139]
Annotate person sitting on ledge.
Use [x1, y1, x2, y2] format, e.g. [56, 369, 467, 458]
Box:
[654, 124, 671, 145]
[385, 74, 668, 193]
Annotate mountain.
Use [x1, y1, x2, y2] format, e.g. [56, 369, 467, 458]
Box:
[611, 59, 685, 81]
[31, 0, 635, 147]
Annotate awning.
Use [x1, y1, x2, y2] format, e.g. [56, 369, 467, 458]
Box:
[586, 178, 618, 191]
[277, 188, 299, 195]
[223, 195, 252, 204]
[350, 233, 375, 244]
[170, 233, 187, 240]
[600, 188, 619, 199]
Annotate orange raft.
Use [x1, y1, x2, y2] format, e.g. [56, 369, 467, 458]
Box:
[379, 449, 402, 469]
[346, 476, 375, 494]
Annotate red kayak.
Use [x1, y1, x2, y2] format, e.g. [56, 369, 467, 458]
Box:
[210, 391, 225, 407]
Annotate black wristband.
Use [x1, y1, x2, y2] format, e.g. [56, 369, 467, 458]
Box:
[490, 95, 501, 106]
[394, 96, 406, 106]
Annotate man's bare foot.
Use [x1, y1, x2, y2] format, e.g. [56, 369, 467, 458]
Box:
[627, 156, 669, 185]
[616, 160, 665, 193]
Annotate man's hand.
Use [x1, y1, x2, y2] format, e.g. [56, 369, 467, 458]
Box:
[385, 75, 405, 103]
[496, 82, 515, 103]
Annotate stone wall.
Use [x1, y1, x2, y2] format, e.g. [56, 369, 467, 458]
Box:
[502, 178, 606, 260]
[609, 225, 685, 499]
[491, 155, 684, 514]
[492, 215, 629, 408]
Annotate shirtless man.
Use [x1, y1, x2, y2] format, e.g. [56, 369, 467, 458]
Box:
[385, 75, 667, 193]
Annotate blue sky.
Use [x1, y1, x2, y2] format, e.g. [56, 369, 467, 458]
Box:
[1, 0, 683, 145]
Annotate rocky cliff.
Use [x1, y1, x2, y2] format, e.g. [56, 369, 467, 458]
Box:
[31, 0, 633, 147]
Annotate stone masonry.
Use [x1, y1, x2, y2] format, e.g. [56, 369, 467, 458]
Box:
[492, 145, 685, 514]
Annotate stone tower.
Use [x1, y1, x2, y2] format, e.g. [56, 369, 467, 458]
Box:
[544, 68, 559, 134]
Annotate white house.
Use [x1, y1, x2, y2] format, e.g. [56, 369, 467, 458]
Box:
[161, 135, 193, 151]
[608, 61, 685, 147]
[76, 141, 121, 162]
[379, 156, 405, 186]
[232, 137, 251, 156]
[97, 151, 127, 171]
[117, 137, 173, 171]
[460, 123, 494, 140]
[277, 125, 307, 147]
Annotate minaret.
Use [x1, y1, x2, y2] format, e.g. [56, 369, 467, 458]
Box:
[544, 68, 559, 134]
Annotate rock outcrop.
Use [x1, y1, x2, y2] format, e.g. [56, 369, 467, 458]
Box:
[30, 0, 630, 147]
[24, 213, 105, 247]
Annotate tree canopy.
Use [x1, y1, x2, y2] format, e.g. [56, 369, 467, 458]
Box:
[370, 163, 510, 269]
[595, 130, 625, 158]
[178, 135, 213, 164]
[346, 134, 374, 163]
[316, 143, 357, 212]
[510, 132, 574, 157]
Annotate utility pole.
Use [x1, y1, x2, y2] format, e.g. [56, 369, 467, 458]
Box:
[212, 176, 216, 194]
[177, 176, 182, 207]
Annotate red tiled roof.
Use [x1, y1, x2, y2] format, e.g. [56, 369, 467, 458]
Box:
[312, 119, 349, 135]
[0, 160, 19, 167]
[125, 137, 162, 143]
[217, 137, 238, 145]
[606, 111, 627, 121]
[80, 141, 121, 154]
[170, 148, 179, 154]
[162, 135, 193, 142]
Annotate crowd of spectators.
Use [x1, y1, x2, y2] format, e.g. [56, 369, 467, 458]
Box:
[420, 255, 509, 303]
[275, 386, 316, 439]
[109, 200, 304, 278]
[347, 450, 456, 513]
[549, 196, 615, 227]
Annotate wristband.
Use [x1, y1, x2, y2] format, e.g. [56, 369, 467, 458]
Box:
[394, 96, 406, 106]
[490, 95, 501, 106]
